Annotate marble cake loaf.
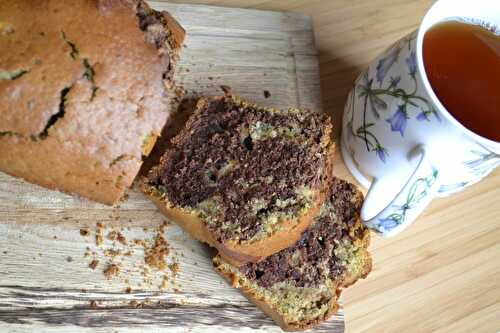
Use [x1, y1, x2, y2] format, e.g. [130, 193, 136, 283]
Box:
[0, 0, 184, 204]
[213, 178, 372, 331]
[143, 96, 336, 265]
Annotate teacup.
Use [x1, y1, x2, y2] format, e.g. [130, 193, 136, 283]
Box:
[341, 0, 500, 237]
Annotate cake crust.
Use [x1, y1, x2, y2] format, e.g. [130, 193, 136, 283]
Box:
[0, 0, 185, 204]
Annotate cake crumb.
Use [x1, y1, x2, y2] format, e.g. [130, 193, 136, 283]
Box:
[144, 233, 169, 270]
[96, 234, 103, 246]
[81, 220, 179, 293]
[90, 300, 98, 309]
[160, 275, 169, 290]
[103, 263, 120, 279]
[106, 230, 118, 241]
[175, 86, 186, 99]
[134, 239, 146, 246]
[116, 232, 127, 245]
[104, 249, 121, 258]
[80, 228, 90, 236]
[263, 90, 271, 98]
[129, 300, 141, 308]
[220, 85, 232, 96]
[159, 220, 170, 232]
[168, 262, 180, 279]
[89, 259, 99, 270]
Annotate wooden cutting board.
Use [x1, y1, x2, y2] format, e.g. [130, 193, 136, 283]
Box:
[0, 3, 344, 332]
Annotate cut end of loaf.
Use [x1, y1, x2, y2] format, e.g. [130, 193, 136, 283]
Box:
[145, 95, 334, 245]
[0, 0, 185, 204]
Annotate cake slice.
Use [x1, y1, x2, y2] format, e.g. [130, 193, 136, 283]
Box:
[143, 96, 335, 265]
[0, 0, 184, 204]
[213, 178, 372, 331]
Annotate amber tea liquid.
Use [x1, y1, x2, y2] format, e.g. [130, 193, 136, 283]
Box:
[423, 19, 500, 142]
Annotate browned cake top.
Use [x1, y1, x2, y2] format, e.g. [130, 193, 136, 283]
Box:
[148, 96, 332, 243]
[239, 178, 366, 288]
[0, 0, 177, 167]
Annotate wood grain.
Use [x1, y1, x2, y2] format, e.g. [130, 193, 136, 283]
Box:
[0, 185, 344, 333]
[162, 2, 322, 112]
[0, 2, 345, 333]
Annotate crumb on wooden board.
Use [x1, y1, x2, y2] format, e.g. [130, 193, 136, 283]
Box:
[79, 220, 181, 293]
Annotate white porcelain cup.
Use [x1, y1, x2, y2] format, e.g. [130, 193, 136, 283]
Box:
[341, 0, 500, 237]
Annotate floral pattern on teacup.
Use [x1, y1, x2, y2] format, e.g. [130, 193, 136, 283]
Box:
[344, 30, 439, 164]
[464, 147, 500, 178]
[369, 167, 439, 234]
[437, 144, 500, 194]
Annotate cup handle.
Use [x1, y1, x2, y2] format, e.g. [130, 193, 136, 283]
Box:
[361, 145, 440, 237]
